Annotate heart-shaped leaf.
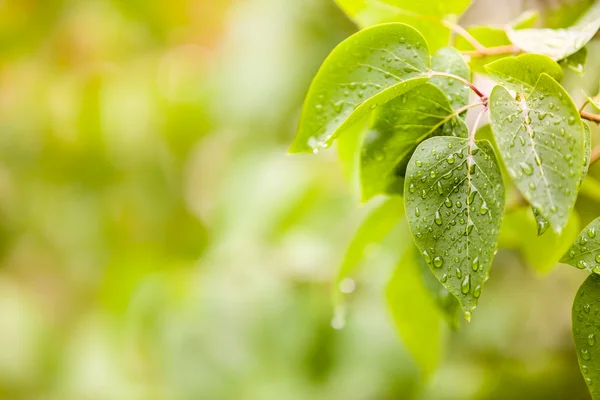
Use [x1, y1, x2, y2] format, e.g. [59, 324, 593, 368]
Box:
[405, 136, 505, 319]
[489, 73, 585, 233]
[506, 2, 600, 60]
[572, 273, 600, 399]
[360, 83, 468, 200]
[290, 23, 431, 154]
[484, 54, 563, 95]
[561, 217, 600, 274]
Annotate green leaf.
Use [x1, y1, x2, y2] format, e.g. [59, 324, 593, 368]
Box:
[561, 217, 600, 274]
[489, 73, 585, 233]
[290, 23, 431, 154]
[360, 83, 468, 200]
[386, 247, 443, 377]
[405, 136, 505, 319]
[572, 273, 600, 398]
[334, 0, 472, 51]
[561, 46, 588, 74]
[582, 122, 592, 184]
[506, 2, 600, 60]
[484, 54, 563, 95]
[430, 47, 470, 116]
[499, 208, 580, 274]
[336, 197, 405, 283]
[532, 207, 551, 236]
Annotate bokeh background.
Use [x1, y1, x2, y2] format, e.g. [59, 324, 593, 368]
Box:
[1, 0, 600, 399]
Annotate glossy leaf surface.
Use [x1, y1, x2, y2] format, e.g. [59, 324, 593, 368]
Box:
[489, 74, 585, 233]
[290, 23, 430, 153]
[484, 54, 563, 95]
[561, 217, 600, 274]
[405, 136, 505, 318]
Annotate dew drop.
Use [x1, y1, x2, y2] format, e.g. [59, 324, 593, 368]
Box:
[433, 256, 443, 268]
[461, 274, 471, 294]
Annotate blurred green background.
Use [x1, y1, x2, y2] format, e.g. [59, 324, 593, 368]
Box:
[1, 0, 600, 399]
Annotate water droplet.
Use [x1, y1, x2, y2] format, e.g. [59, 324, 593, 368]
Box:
[578, 260, 588, 269]
[416, 160, 422, 167]
[595, 254, 600, 263]
[415, 207, 420, 217]
[434, 211, 443, 226]
[409, 183, 416, 193]
[568, 116, 576, 125]
[444, 198, 452, 208]
[581, 349, 592, 361]
[519, 162, 534, 175]
[437, 181, 443, 195]
[456, 268, 462, 279]
[446, 155, 455, 164]
[580, 236, 588, 246]
[461, 274, 471, 294]
[588, 228, 597, 238]
[433, 256, 443, 268]
[473, 285, 481, 298]
[479, 202, 489, 215]
[589, 333, 596, 346]
[472, 257, 479, 271]
[464, 311, 472, 322]
[422, 250, 431, 264]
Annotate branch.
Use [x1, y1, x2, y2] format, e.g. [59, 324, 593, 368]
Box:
[427, 71, 488, 100]
[461, 45, 521, 57]
[581, 111, 600, 124]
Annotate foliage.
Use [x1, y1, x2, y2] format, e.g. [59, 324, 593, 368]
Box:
[291, 0, 600, 396]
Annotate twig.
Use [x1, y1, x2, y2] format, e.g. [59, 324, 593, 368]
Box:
[428, 71, 488, 100]
[581, 111, 600, 124]
[461, 45, 521, 57]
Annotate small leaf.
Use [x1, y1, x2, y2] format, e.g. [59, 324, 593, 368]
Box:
[572, 273, 600, 398]
[405, 136, 505, 318]
[484, 54, 563, 95]
[561, 217, 600, 274]
[561, 46, 588, 75]
[290, 23, 431, 154]
[336, 197, 405, 284]
[532, 207, 551, 236]
[506, 2, 600, 60]
[489, 73, 585, 233]
[430, 47, 470, 116]
[387, 247, 443, 377]
[582, 122, 592, 184]
[360, 83, 468, 200]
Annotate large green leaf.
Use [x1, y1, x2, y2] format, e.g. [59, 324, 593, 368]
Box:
[561, 217, 600, 274]
[507, 2, 600, 60]
[334, 0, 471, 51]
[386, 248, 443, 377]
[484, 54, 563, 95]
[290, 23, 431, 153]
[404, 136, 505, 319]
[336, 197, 405, 284]
[360, 83, 468, 200]
[489, 74, 585, 233]
[430, 47, 470, 115]
[572, 273, 600, 399]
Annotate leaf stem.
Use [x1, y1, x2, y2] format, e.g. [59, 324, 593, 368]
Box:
[460, 45, 521, 58]
[579, 99, 590, 113]
[428, 71, 488, 100]
[442, 20, 486, 52]
[581, 111, 600, 124]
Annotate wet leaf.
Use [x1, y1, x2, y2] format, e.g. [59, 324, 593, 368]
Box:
[561, 217, 600, 274]
[387, 247, 443, 377]
[360, 83, 468, 200]
[572, 273, 600, 399]
[430, 46, 470, 116]
[484, 54, 563, 95]
[290, 23, 431, 153]
[404, 136, 505, 318]
[489, 74, 585, 233]
[506, 2, 600, 60]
